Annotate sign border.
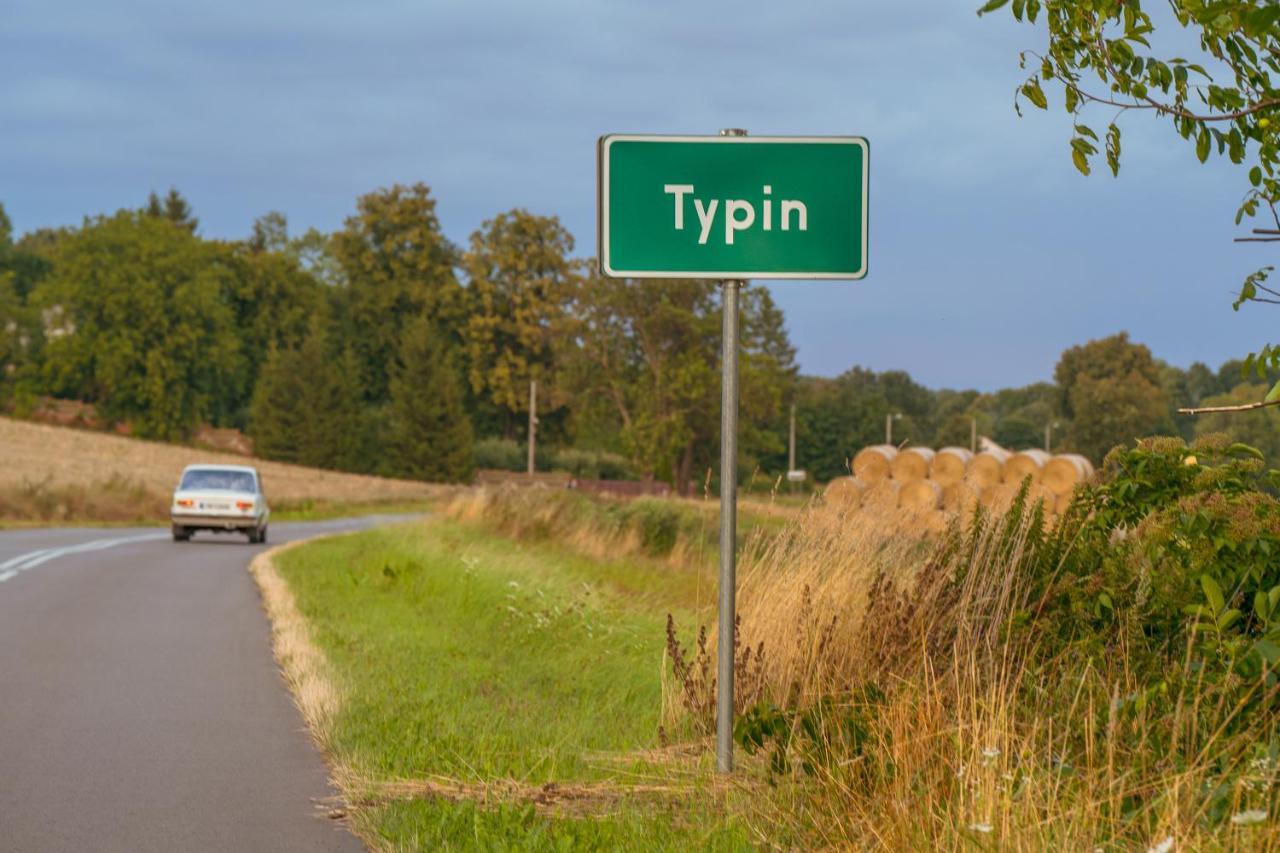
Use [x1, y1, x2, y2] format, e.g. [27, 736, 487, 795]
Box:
[597, 134, 869, 280]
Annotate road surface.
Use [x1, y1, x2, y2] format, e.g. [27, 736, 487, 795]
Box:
[0, 517, 411, 853]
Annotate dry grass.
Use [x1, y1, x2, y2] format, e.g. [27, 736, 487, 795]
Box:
[697, 499, 1280, 849]
[0, 416, 438, 520]
[248, 542, 343, 750]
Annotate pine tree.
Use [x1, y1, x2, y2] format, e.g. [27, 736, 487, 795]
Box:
[249, 319, 367, 471]
[142, 188, 198, 233]
[248, 344, 305, 463]
[388, 314, 473, 483]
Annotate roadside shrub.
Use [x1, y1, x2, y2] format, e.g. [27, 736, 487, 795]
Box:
[672, 435, 1280, 847]
[472, 438, 526, 472]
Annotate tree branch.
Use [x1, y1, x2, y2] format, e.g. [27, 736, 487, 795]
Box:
[1179, 398, 1280, 414]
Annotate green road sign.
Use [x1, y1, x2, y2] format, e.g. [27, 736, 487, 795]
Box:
[597, 134, 868, 280]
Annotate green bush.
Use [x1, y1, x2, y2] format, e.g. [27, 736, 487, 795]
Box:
[473, 439, 635, 480]
[472, 438, 526, 472]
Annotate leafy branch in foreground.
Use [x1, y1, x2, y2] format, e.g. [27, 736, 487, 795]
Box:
[981, 0, 1280, 403]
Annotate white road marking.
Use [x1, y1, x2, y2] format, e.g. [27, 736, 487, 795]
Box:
[0, 533, 169, 583]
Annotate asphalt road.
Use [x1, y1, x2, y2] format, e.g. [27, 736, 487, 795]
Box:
[0, 516, 410, 853]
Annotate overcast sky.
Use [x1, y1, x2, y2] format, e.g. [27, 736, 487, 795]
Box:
[2, 0, 1272, 390]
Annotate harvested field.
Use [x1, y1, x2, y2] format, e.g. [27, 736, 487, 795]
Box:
[0, 417, 438, 520]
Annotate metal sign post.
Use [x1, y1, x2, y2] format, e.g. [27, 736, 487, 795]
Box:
[717, 275, 741, 773]
[716, 126, 745, 775]
[595, 126, 869, 775]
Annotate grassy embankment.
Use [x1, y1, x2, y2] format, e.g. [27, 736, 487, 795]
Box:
[259, 489, 796, 849]
[270, 439, 1280, 849]
[0, 416, 440, 526]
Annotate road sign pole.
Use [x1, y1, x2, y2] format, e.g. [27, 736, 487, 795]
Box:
[716, 126, 746, 775]
[717, 276, 741, 774]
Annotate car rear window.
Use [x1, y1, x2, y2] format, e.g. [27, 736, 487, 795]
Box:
[179, 469, 256, 492]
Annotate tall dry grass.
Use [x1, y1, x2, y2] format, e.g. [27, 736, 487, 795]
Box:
[710, 497, 1280, 848]
[446, 485, 732, 572]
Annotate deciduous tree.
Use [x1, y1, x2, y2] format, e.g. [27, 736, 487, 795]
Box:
[33, 212, 238, 440]
[332, 184, 463, 403]
[462, 210, 574, 437]
[1055, 332, 1171, 461]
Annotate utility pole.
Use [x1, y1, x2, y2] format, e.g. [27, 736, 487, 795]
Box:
[788, 403, 796, 478]
[885, 412, 901, 445]
[970, 417, 978, 454]
[527, 379, 537, 475]
[1044, 420, 1058, 453]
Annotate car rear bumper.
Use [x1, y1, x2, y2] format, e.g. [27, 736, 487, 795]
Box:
[171, 514, 261, 531]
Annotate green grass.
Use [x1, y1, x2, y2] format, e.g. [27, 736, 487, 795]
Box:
[274, 519, 748, 850]
[270, 497, 438, 523]
[354, 799, 749, 852]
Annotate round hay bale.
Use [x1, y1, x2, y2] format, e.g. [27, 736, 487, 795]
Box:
[864, 479, 901, 510]
[984, 481, 1054, 514]
[922, 510, 950, 535]
[899, 479, 943, 511]
[942, 481, 983, 514]
[1042, 454, 1094, 495]
[1005, 449, 1051, 484]
[968, 448, 1010, 490]
[852, 445, 897, 483]
[931, 446, 973, 485]
[890, 447, 935, 481]
[824, 476, 866, 508]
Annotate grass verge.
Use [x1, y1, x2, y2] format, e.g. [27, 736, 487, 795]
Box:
[256, 518, 754, 851]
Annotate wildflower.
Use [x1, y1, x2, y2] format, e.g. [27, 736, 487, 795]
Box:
[968, 823, 992, 834]
[1146, 837, 1174, 853]
[1230, 810, 1267, 826]
[982, 746, 1000, 759]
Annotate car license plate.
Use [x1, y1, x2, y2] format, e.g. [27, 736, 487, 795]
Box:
[202, 502, 229, 510]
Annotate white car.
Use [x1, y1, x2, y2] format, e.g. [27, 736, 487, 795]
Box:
[171, 464, 270, 544]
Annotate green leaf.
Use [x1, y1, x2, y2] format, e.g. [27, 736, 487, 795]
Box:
[1201, 574, 1225, 614]
[1226, 442, 1264, 459]
[1267, 380, 1280, 404]
[1065, 85, 1079, 113]
[977, 0, 1010, 14]
[1255, 638, 1280, 664]
[1197, 127, 1211, 163]
[1251, 166, 1263, 186]
[1022, 79, 1048, 110]
[1072, 147, 1091, 175]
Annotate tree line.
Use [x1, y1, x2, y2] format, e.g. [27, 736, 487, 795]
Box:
[0, 186, 795, 493]
[0, 188, 1265, 490]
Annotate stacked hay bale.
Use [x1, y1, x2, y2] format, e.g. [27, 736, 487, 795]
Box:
[831, 441, 1099, 530]
[890, 447, 935, 482]
[968, 448, 1009, 490]
[1042, 453, 1094, 515]
[853, 445, 897, 483]
[931, 447, 973, 486]
[823, 476, 865, 508]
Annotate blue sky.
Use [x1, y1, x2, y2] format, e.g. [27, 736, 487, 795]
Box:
[2, 0, 1273, 390]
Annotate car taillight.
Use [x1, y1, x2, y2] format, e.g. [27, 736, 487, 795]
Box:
[177, 499, 194, 508]
[236, 501, 254, 511]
